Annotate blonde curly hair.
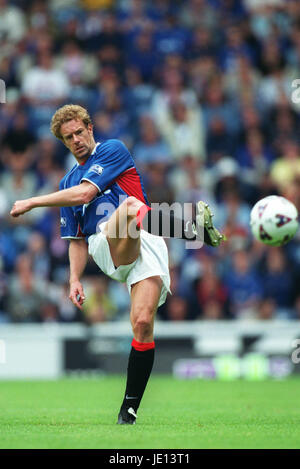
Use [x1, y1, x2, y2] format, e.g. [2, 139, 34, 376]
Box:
[50, 104, 92, 141]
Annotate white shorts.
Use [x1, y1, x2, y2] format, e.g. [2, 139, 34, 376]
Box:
[88, 223, 171, 307]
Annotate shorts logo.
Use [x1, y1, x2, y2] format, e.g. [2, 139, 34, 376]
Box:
[60, 217, 67, 227]
[90, 164, 104, 175]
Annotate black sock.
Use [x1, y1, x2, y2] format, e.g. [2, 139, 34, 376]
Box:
[138, 206, 197, 240]
[121, 339, 155, 413]
[137, 205, 215, 245]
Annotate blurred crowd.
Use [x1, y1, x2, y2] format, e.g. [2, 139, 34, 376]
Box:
[1, 0, 300, 324]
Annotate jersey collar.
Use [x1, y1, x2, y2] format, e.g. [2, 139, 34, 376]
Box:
[78, 142, 101, 166]
[91, 142, 101, 155]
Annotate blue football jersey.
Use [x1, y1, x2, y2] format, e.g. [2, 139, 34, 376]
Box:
[59, 139, 149, 240]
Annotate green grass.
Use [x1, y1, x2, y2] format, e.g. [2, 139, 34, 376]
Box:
[0, 376, 300, 449]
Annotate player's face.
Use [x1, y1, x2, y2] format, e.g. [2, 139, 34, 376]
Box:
[60, 119, 95, 162]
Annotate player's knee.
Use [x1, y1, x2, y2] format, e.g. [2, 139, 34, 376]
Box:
[133, 320, 153, 340]
[132, 308, 155, 338]
[124, 197, 143, 219]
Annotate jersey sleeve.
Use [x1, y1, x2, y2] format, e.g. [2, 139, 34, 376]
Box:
[80, 140, 133, 193]
[60, 206, 85, 239]
[59, 179, 85, 239]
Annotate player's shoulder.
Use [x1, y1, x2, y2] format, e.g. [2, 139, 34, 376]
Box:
[99, 139, 130, 154]
[59, 163, 79, 189]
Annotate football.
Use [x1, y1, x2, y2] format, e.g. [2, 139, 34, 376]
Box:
[250, 195, 299, 246]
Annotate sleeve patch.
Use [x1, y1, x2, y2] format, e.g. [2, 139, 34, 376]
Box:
[60, 217, 67, 227]
[90, 164, 104, 175]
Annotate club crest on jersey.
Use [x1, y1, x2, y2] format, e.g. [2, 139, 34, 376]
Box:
[90, 164, 104, 175]
[60, 217, 67, 227]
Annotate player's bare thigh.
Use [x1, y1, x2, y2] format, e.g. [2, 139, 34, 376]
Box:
[130, 276, 163, 343]
[103, 196, 144, 267]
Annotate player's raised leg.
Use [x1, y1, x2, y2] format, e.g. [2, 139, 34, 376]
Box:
[105, 196, 226, 256]
[104, 196, 225, 251]
[103, 196, 145, 267]
[117, 276, 162, 425]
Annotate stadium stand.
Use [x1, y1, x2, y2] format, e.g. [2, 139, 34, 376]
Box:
[1, 0, 300, 323]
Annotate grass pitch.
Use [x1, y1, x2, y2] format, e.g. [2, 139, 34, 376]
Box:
[0, 376, 299, 449]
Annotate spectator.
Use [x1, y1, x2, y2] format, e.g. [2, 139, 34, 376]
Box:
[83, 10, 123, 59]
[188, 55, 219, 99]
[26, 231, 51, 281]
[83, 276, 118, 323]
[134, 114, 172, 169]
[35, 135, 63, 188]
[213, 156, 256, 204]
[267, 105, 299, 156]
[179, 0, 218, 30]
[187, 27, 218, 60]
[0, 90, 22, 141]
[257, 38, 286, 76]
[6, 253, 46, 322]
[202, 77, 240, 138]
[257, 298, 276, 320]
[123, 66, 155, 121]
[92, 107, 130, 144]
[151, 66, 198, 126]
[127, 29, 160, 82]
[219, 24, 254, 72]
[270, 140, 300, 191]
[202, 300, 225, 320]
[258, 64, 296, 112]
[55, 39, 99, 87]
[206, 117, 236, 161]
[224, 249, 263, 319]
[22, 51, 70, 107]
[235, 128, 275, 185]
[1, 111, 36, 166]
[196, 271, 228, 319]
[0, 144, 38, 225]
[47, 280, 81, 322]
[293, 295, 300, 320]
[0, 0, 27, 43]
[224, 55, 261, 104]
[92, 12, 125, 76]
[167, 154, 215, 205]
[260, 248, 295, 318]
[21, 50, 71, 135]
[157, 98, 206, 161]
[153, 12, 191, 58]
[163, 295, 189, 321]
[117, 0, 155, 37]
[27, 0, 51, 34]
[238, 105, 263, 143]
[217, 188, 251, 236]
[88, 66, 123, 114]
[144, 162, 174, 206]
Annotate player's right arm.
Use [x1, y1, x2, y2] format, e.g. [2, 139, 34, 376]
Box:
[10, 181, 98, 218]
[68, 238, 89, 310]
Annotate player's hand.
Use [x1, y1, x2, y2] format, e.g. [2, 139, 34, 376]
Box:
[10, 199, 33, 217]
[69, 280, 86, 310]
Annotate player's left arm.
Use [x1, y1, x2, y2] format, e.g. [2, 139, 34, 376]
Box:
[10, 181, 99, 217]
[68, 239, 89, 310]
